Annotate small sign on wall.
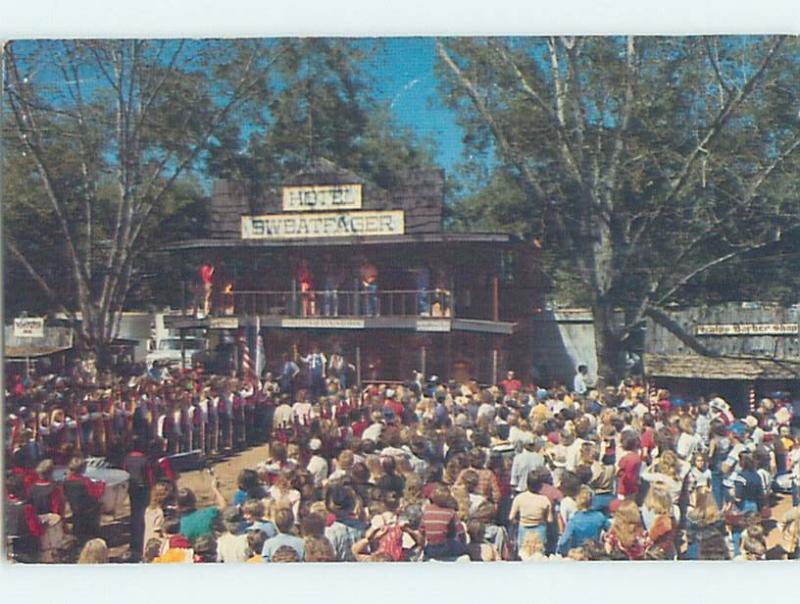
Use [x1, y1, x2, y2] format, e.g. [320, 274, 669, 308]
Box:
[696, 323, 799, 336]
[14, 317, 45, 338]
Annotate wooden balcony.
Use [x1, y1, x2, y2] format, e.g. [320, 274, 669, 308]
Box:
[211, 288, 453, 320]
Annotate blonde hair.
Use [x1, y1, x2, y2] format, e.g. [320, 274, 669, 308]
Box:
[337, 450, 355, 472]
[519, 531, 544, 557]
[644, 487, 672, 516]
[657, 450, 680, 480]
[575, 486, 593, 511]
[78, 538, 109, 564]
[610, 500, 644, 548]
[688, 487, 720, 525]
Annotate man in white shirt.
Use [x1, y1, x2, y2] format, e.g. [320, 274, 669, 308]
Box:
[291, 397, 314, 426]
[301, 346, 327, 401]
[573, 365, 589, 395]
[510, 439, 546, 492]
[306, 438, 329, 489]
[361, 411, 384, 443]
[217, 507, 250, 563]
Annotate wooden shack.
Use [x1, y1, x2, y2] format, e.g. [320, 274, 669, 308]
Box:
[644, 302, 800, 416]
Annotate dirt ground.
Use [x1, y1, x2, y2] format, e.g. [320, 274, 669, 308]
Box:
[100, 443, 795, 561]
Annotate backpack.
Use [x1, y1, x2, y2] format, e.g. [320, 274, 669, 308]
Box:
[376, 521, 405, 561]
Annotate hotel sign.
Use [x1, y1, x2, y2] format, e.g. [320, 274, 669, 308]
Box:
[282, 318, 365, 329]
[242, 210, 404, 240]
[282, 184, 362, 211]
[696, 323, 799, 336]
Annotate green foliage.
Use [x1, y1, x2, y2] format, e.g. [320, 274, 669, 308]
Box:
[209, 39, 435, 190]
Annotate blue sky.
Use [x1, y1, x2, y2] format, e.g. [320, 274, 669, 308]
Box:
[369, 38, 465, 174]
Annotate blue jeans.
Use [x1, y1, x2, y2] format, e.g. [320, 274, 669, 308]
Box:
[732, 500, 759, 557]
[711, 470, 725, 509]
[323, 290, 338, 316]
[364, 283, 378, 316]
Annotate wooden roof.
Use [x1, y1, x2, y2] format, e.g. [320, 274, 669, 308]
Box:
[644, 353, 800, 380]
[4, 345, 72, 359]
[159, 232, 521, 252]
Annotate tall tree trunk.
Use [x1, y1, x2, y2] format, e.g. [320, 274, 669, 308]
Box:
[592, 297, 624, 387]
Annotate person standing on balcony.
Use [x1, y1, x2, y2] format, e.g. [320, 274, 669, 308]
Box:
[416, 267, 431, 316]
[322, 259, 343, 317]
[199, 262, 215, 318]
[301, 344, 328, 401]
[297, 260, 316, 317]
[360, 260, 379, 316]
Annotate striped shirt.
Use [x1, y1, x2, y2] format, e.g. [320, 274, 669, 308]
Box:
[421, 503, 458, 545]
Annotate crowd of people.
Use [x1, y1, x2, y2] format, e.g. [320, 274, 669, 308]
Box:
[5, 357, 800, 564]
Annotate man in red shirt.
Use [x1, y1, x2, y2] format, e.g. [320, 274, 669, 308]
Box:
[385, 389, 404, 421]
[500, 370, 522, 396]
[616, 433, 642, 500]
[5, 473, 44, 562]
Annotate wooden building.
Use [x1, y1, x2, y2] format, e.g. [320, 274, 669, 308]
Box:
[161, 159, 543, 385]
[644, 302, 800, 416]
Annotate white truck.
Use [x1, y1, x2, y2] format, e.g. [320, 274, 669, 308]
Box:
[146, 313, 207, 368]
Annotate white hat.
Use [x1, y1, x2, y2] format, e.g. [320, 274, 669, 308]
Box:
[309, 438, 322, 451]
[744, 416, 758, 429]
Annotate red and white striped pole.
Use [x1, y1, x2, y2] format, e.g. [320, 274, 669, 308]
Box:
[239, 330, 252, 380]
[748, 383, 756, 415]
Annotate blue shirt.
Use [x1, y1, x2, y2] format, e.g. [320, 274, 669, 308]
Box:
[261, 532, 305, 561]
[556, 510, 608, 555]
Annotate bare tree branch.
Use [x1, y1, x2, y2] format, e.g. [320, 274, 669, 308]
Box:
[437, 39, 547, 204]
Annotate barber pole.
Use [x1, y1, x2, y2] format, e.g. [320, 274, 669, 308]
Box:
[255, 331, 265, 381]
[748, 384, 756, 414]
[239, 331, 252, 379]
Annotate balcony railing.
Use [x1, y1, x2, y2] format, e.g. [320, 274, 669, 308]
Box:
[213, 289, 453, 319]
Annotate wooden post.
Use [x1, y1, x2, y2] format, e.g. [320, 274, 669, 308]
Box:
[491, 347, 498, 386]
[449, 274, 456, 318]
[355, 344, 362, 387]
[421, 345, 427, 380]
[445, 334, 453, 382]
[180, 329, 186, 372]
[492, 275, 499, 322]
